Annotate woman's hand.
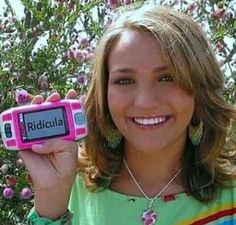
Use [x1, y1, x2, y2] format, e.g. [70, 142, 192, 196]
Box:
[19, 90, 79, 220]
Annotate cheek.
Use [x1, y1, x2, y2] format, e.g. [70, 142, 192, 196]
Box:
[107, 87, 122, 117]
[163, 87, 194, 120]
[176, 94, 194, 121]
[107, 91, 122, 130]
[108, 86, 129, 109]
[107, 87, 115, 112]
[107, 87, 131, 127]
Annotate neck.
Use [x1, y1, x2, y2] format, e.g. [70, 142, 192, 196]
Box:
[111, 143, 185, 197]
[123, 158, 182, 198]
[123, 141, 184, 185]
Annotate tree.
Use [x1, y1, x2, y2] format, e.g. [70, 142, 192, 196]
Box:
[0, 0, 235, 223]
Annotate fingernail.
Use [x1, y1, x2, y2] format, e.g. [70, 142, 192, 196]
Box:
[31, 144, 43, 151]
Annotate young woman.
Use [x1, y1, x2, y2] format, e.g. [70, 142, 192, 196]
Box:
[23, 5, 236, 225]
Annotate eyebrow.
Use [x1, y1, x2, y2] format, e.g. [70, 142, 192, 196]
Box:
[110, 65, 169, 74]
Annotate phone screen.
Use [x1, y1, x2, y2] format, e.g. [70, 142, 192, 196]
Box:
[19, 107, 69, 142]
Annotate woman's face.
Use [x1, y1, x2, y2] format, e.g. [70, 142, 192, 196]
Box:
[107, 30, 194, 154]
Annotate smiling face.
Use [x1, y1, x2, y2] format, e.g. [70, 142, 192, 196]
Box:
[107, 30, 194, 155]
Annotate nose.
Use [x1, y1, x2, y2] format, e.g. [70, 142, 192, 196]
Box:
[134, 85, 160, 110]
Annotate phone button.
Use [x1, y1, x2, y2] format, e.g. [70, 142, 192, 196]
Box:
[74, 112, 85, 125]
[4, 123, 12, 138]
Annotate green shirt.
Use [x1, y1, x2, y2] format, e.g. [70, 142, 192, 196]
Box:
[69, 176, 236, 225]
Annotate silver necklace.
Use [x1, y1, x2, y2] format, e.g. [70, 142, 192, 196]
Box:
[123, 159, 182, 225]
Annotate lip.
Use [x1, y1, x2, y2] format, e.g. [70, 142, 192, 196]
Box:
[130, 115, 170, 128]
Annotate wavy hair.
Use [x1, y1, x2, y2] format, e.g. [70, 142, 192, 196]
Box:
[78, 5, 236, 203]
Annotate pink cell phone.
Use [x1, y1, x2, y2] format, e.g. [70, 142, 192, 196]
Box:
[0, 99, 88, 150]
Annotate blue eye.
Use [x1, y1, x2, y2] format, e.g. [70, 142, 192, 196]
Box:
[159, 75, 174, 82]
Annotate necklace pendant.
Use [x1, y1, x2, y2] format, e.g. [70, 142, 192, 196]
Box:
[141, 208, 157, 225]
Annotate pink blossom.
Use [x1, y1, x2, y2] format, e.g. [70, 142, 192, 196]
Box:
[86, 53, 94, 62]
[86, 46, 93, 53]
[74, 50, 85, 62]
[20, 187, 33, 199]
[216, 42, 225, 53]
[67, 49, 74, 59]
[82, 50, 89, 58]
[15, 89, 30, 105]
[80, 37, 89, 47]
[212, 8, 225, 20]
[187, 3, 196, 13]
[107, 0, 120, 8]
[78, 94, 86, 103]
[40, 81, 49, 91]
[76, 73, 88, 86]
[3, 187, 14, 199]
[122, 0, 132, 5]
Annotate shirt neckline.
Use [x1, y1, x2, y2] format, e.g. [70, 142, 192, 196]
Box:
[106, 187, 190, 203]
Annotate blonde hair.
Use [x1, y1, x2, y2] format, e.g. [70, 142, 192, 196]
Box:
[78, 5, 236, 202]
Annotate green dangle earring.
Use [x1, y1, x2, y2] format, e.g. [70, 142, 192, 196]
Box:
[105, 129, 122, 149]
[105, 114, 122, 149]
[188, 118, 203, 146]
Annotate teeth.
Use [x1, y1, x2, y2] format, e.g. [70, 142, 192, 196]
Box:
[134, 117, 167, 125]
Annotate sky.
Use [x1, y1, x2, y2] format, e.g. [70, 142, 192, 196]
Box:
[0, 0, 24, 17]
